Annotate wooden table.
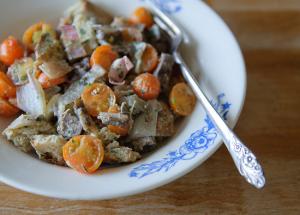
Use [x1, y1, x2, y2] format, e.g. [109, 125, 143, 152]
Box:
[0, 1, 299, 214]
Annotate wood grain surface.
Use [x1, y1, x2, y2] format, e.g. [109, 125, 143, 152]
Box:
[0, 0, 300, 214]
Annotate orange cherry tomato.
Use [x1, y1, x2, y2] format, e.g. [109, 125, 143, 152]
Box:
[81, 83, 116, 117]
[37, 72, 66, 89]
[63, 135, 104, 174]
[169, 83, 196, 116]
[90, 45, 118, 71]
[132, 73, 160, 100]
[0, 36, 24, 66]
[0, 98, 20, 117]
[131, 7, 154, 28]
[107, 105, 129, 136]
[0, 71, 17, 99]
[141, 44, 158, 73]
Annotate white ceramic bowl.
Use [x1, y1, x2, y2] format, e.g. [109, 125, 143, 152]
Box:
[0, 0, 246, 200]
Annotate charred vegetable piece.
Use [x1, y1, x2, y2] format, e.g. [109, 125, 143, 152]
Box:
[108, 56, 133, 85]
[0, 36, 24, 66]
[153, 53, 175, 95]
[81, 83, 116, 117]
[169, 83, 196, 116]
[63, 135, 104, 174]
[31, 135, 66, 166]
[35, 34, 64, 62]
[57, 109, 82, 139]
[0, 98, 20, 117]
[131, 7, 154, 28]
[7, 58, 35, 86]
[23, 22, 56, 50]
[35, 34, 72, 79]
[90, 45, 118, 71]
[132, 73, 160, 100]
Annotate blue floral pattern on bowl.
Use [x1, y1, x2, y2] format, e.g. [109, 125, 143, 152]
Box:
[129, 93, 231, 178]
[140, 0, 182, 14]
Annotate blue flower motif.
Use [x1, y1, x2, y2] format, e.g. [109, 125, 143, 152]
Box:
[129, 93, 231, 179]
[140, 0, 182, 14]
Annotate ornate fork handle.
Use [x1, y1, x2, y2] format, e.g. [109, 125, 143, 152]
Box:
[228, 136, 265, 188]
[174, 52, 266, 189]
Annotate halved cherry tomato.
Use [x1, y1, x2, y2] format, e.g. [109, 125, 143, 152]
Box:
[132, 73, 160, 100]
[90, 45, 118, 71]
[141, 44, 158, 73]
[37, 72, 66, 89]
[63, 135, 104, 174]
[23, 22, 56, 50]
[131, 7, 154, 28]
[0, 71, 16, 98]
[81, 83, 116, 117]
[169, 83, 196, 116]
[0, 98, 20, 117]
[0, 36, 24, 66]
[107, 105, 129, 136]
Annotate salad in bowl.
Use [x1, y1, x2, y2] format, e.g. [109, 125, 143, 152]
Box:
[0, 0, 196, 174]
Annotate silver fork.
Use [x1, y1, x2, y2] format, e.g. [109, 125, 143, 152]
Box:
[150, 5, 265, 189]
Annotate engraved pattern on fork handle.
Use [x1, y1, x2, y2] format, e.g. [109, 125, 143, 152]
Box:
[174, 51, 266, 189]
[227, 135, 266, 189]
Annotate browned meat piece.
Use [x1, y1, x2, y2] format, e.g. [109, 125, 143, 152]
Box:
[129, 100, 162, 139]
[73, 105, 103, 138]
[131, 136, 156, 152]
[70, 58, 90, 82]
[2, 115, 56, 152]
[156, 102, 175, 137]
[104, 141, 141, 163]
[98, 112, 129, 127]
[31, 135, 66, 166]
[153, 53, 174, 95]
[57, 109, 82, 139]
